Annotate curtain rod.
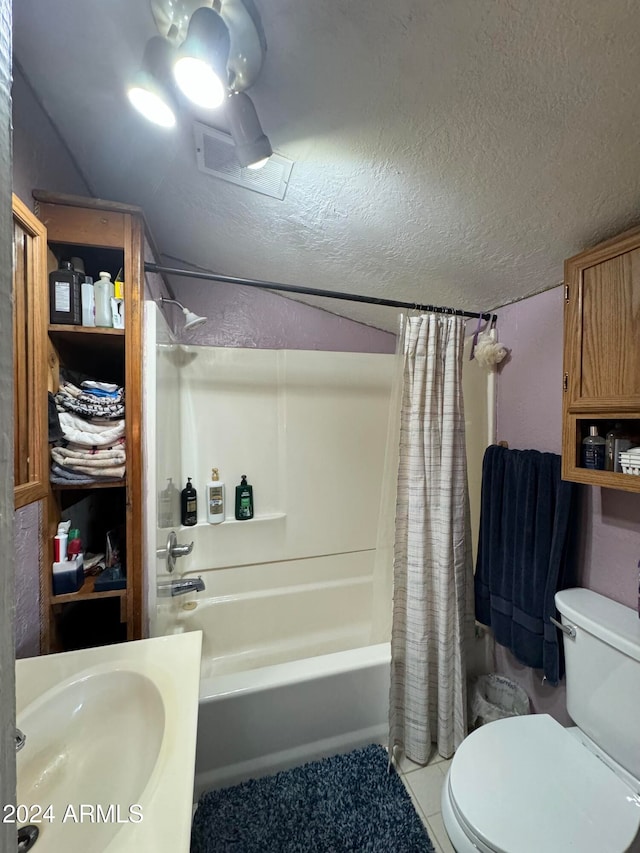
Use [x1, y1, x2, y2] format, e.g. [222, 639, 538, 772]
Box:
[144, 262, 498, 323]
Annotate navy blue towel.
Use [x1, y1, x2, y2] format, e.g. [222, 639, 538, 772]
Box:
[474, 445, 578, 685]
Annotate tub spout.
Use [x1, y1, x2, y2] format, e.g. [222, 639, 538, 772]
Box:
[15, 728, 26, 752]
[158, 576, 205, 597]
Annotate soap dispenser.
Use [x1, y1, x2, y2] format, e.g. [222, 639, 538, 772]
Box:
[181, 477, 198, 526]
[235, 474, 254, 521]
[206, 468, 225, 524]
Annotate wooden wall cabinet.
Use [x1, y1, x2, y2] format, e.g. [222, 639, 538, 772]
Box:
[34, 191, 146, 653]
[562, 225, 640, 492]
[13, 194, 48, 509]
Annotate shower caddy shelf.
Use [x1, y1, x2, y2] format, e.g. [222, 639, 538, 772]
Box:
[178, 512, 287, 531]
[35, 190, 155, 653]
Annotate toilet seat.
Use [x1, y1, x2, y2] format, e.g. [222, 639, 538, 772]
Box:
[446, 714, 640, 853]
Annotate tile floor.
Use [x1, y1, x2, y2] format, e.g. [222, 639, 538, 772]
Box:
[397, 748, 455, 853]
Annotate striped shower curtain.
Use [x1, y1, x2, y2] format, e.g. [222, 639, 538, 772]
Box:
[389, 314, 474, 762]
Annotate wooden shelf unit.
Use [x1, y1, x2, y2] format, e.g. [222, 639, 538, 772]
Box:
[36, 191, 147, 653]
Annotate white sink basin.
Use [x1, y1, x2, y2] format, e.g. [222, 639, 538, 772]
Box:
[17, 668, 164, 851]
[15, 633, 202, 853]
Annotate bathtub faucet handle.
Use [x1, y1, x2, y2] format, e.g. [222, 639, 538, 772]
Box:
[171, 540, 194, 558]
[160, 530, 195, 573]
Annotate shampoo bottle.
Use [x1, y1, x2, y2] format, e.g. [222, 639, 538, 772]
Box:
[94, 271, 114, 327]
[582, 425, 605, 470]
[235, 474, 254, 521]
[49, 260, 81, 325]
[206, 468, 225, 524]
[181, 477, 198, 526]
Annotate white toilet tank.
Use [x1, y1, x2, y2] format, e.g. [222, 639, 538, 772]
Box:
[555, 587, 640, 780]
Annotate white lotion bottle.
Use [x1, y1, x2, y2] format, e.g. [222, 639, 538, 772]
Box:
[94, 271, 113, 327]
[206, 467, 225, 524]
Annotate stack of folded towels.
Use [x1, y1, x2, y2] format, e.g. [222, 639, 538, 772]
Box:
[50, 376, 126, 485]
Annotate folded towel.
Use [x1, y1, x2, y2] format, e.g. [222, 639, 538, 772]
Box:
[80, 387, 122, 399]
[56, 381, 125, 420]
[51, 460, 125, 479]
[81, 380, 120, 393]
[51, 446, 126, 470]
[57, 412, 125, 447]
[50, 463, 124, 485]
[61, 437, 125, 456]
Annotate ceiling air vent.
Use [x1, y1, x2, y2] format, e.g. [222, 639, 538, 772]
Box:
[194, 121, 293, 200]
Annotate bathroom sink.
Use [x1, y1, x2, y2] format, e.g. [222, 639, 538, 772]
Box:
[17, 668, 164, 851]
[15, 632, 202, 853]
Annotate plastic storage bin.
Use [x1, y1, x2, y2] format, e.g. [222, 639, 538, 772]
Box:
[619, 448, 640, 476]
[470, 673, 530, 728]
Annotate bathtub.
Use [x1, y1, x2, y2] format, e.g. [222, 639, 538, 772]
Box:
[193, 642, 390, 798]
[156, 553, 392, 797]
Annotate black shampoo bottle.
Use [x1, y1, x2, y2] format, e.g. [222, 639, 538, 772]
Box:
[181, 477, 198, 526]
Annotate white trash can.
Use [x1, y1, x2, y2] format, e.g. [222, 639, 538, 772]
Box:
[470, 673, 530, 728]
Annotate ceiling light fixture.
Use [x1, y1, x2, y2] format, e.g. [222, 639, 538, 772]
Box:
[225, 91, 272, 168]
[132, 1, 274, 169]
[173, 6, 230, 109]
[127, 36, 178, 128]
[158, 297, 208, 330]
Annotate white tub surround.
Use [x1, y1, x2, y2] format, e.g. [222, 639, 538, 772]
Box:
[16, 632, 202, 853]
[160, 551, 375, 673]
[147, 348, 394, 616]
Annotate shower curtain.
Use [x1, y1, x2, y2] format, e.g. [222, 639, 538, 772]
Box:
[389, 314, 474, 762]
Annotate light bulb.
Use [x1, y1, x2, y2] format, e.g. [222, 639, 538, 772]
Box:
[127, 86, 176, 128]
[174, 56, 225, 109]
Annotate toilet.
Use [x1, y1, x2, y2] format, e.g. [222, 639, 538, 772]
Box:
[441, 588, 640, 853]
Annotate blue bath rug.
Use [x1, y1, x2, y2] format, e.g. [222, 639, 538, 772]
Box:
[191, 743, 435, 853]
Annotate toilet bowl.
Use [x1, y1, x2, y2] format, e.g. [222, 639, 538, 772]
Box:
[441, 714, 640, 853]
[441, 588, 640, 853]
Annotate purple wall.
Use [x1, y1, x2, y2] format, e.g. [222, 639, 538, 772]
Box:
[494, 285, 640, 720]
[169, 278, 397, 352]
[496, 287, 564, 455]
[496, 285, 640, 608]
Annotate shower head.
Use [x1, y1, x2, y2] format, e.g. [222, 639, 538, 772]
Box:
[183, 310, 207, 330]
[158, 297, 207, 331]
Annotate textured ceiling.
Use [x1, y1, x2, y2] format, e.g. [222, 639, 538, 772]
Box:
[13, 0, 640, 331]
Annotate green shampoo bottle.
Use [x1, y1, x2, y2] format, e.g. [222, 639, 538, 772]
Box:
[235, 474, 254, 520]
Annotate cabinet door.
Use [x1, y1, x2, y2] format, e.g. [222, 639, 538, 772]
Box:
[13, 194, 48, 508]
[564, 233, 640, 412]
